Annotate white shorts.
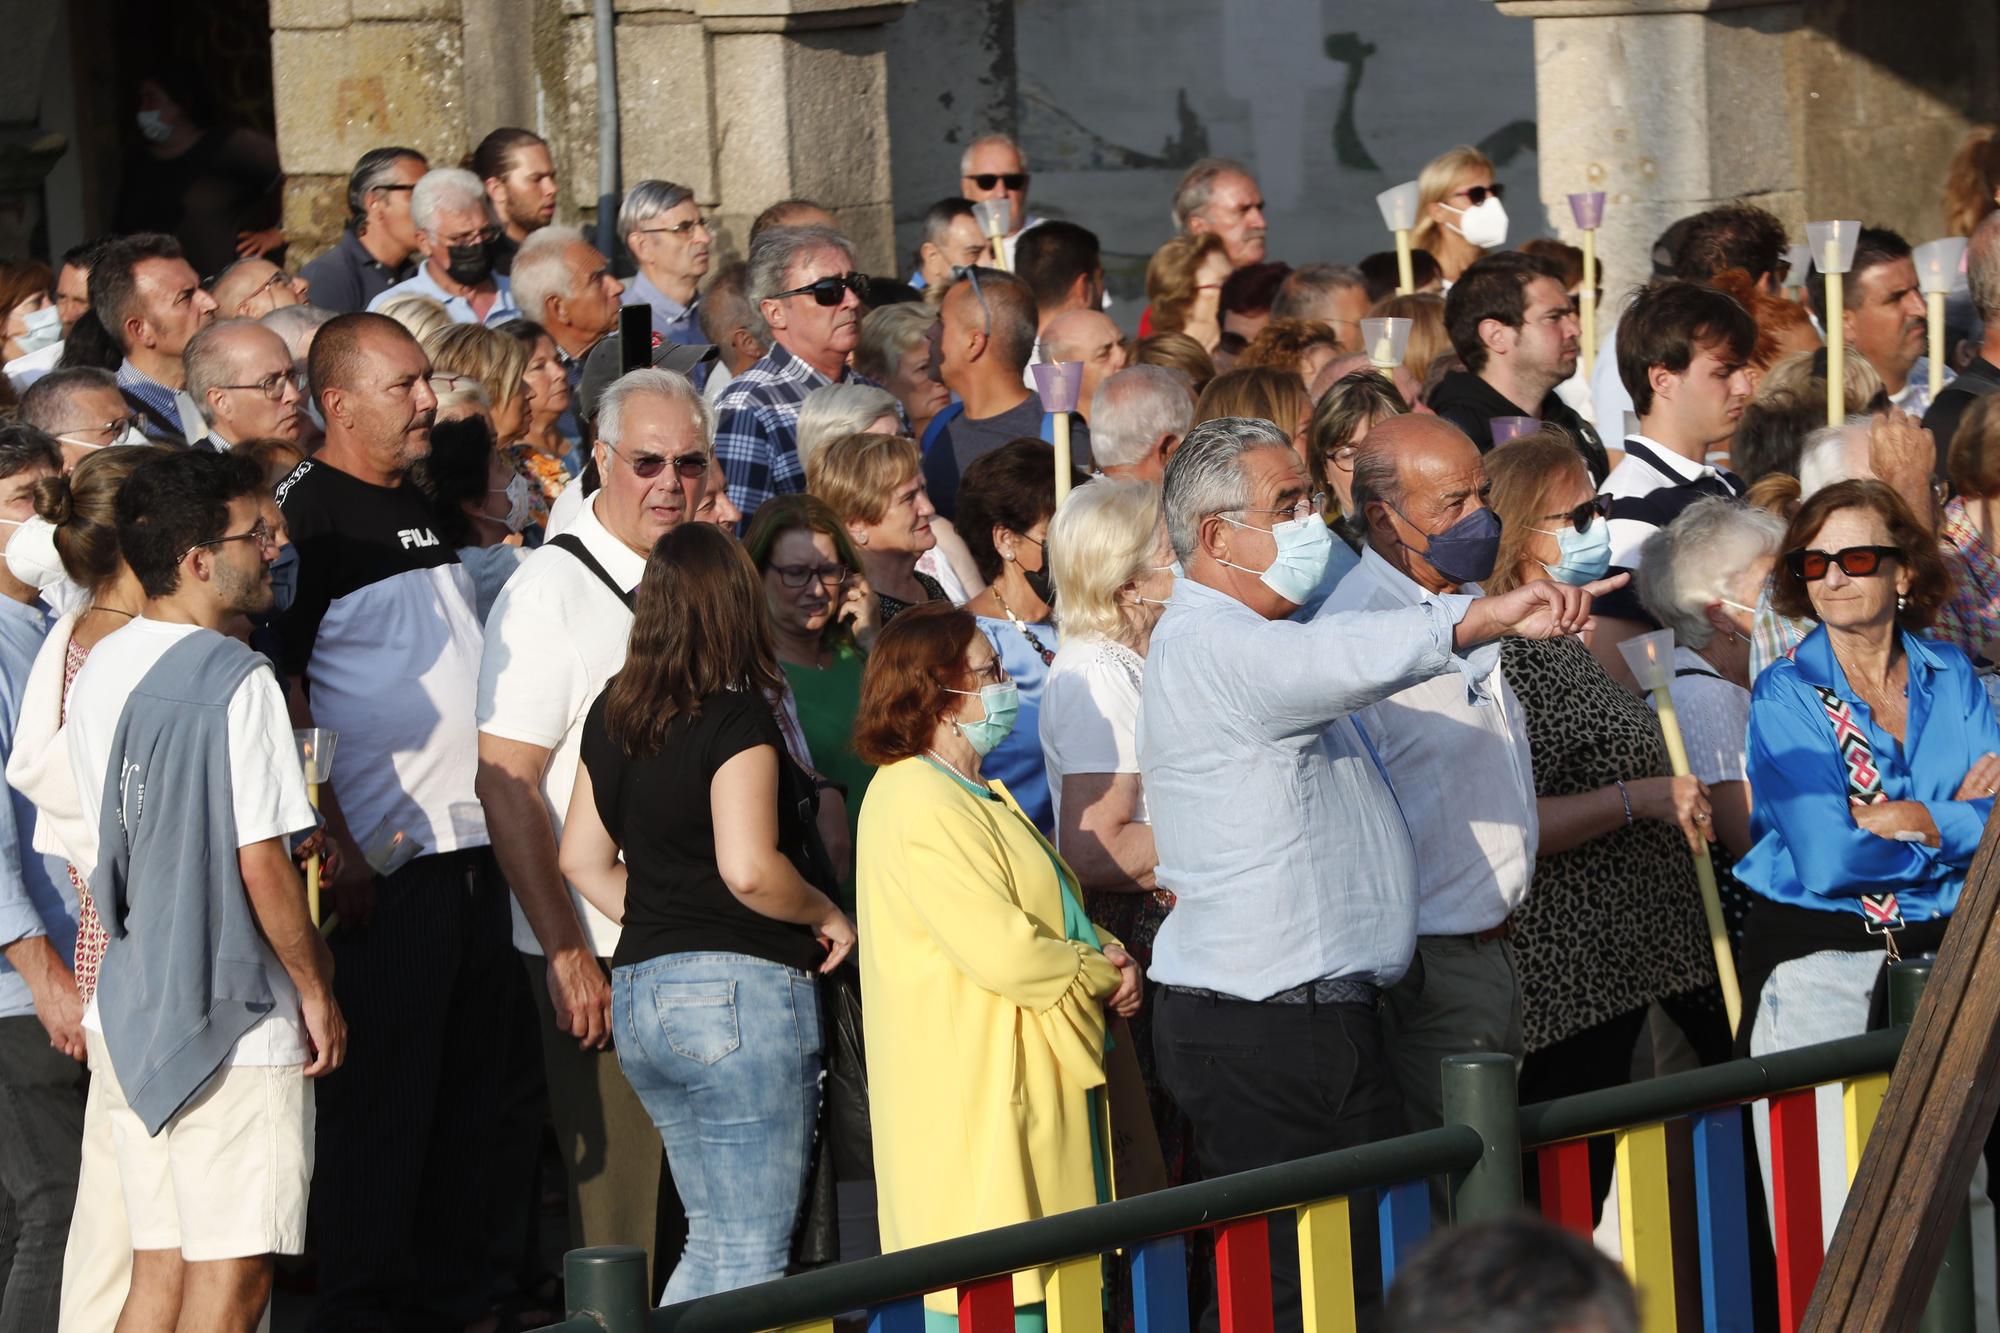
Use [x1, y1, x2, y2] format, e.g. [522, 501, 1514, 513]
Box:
[90, 1029, 315, 1261]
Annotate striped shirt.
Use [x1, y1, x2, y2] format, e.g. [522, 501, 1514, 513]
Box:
[116, 360, 190, 443]
[1598, 435, 1744, 624]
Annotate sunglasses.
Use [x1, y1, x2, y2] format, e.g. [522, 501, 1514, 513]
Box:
[965, 173, 1028, 191]
[604, 441, 710, 480]
[1537, 494, 1613, 534]
[1451, 183, 1507, 206]
[1784, 544, 1901, 581]
[769, 273, 868, 307]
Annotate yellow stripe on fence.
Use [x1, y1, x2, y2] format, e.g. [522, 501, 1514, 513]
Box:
[1843, 1072, 1889, 1183]
[1295, 1197, 1357, 1333]
[1615, 1122, 1676, 1333]
[1044, 1255, 1103, 1333]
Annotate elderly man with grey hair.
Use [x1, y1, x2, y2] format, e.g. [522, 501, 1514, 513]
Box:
[620, 178, 711, 346]
[1316, 412, 1538, 1146]
[713, 223, 881, 522]
[184, 318, 306, 447]
[958, 133, 1042, 266]
[367, 166, 520, 325]
[475, 366, 711, 1284]
[1272, 263, 1369, 354]
[1139, 414, 1620, 1333]
[1090, 365, 1192, 484]
[1171, 157, 1268, 269]
[512, 225, 625, 437]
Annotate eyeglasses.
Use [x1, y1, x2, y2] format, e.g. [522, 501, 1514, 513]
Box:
[603, 440, 709, 480]
[965, 173, 1028, 191]
[180, 519, 277, 565]
[219, 368, 307, 401]
[430, 372, 478, 394]
[372, 184, 415, 196]
[244, 269, 295, 304]
[1784, 544, 1902, 581]
[954, 266, 993, 334]
[61, 412, 143, 443]
[439, 227, 500, 249]
[769, 273, 867, 307]
[1450, 183, 1507, 206]
[1228, 493, 1326, 525]
[770, 562, 849, 590]
[637, 217, 710, 238]
[1537, 494, 1613, 534]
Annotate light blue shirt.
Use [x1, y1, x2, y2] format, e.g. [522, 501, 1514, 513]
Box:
[1137, 576, 1494, 996]
[0, 596, 72, 1020]
[623, 271, 703, 347]
[973, 613, 1058, 835]
[367, 263, 521, 326]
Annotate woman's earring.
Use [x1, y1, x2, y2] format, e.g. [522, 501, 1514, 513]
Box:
[1898, 594, 1909, 612]
[854, 531, 868, 546]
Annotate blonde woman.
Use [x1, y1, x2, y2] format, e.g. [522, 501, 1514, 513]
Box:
[810, 431, 982, 610]
[375, 294, 452, 347]
[1144, 234, 1230, 353]
[1037, 479, 1191, 1185]
[853, 304, 951, 441]
[794, 383, 901, 473]
[1409, 146, 1505, 284]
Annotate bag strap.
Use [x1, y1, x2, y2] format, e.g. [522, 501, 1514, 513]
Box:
[547, 534, 633, 611]
[1809, 683, 1905, 938]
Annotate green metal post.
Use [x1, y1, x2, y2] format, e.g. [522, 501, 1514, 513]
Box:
[1888, 958, 1976, 1333]
[564, 1245, 650, 1333]
[1441, 1052, 1522, 1222]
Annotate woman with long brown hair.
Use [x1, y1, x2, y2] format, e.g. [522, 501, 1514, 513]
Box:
[558, 522, 854, 1302]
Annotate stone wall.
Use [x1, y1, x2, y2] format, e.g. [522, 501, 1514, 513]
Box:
[273, 0, 908, 274]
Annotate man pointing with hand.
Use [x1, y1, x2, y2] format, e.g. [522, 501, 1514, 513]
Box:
[1137, 415, 1622, 1333]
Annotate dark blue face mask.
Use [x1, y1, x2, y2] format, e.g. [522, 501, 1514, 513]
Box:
[1390, 502, 1502, 586]
[262, 542, 300, 619]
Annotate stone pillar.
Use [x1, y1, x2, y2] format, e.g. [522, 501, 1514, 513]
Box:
[271, 0, 474, 264]
[1493, 0, 1806, 307]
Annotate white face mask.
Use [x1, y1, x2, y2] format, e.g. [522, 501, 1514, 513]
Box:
[493, 473, 536, 533]
[58, 424, 148, 453]
[13, 304, 59, 356]
[136, 109, 174, 143]
[1444, 195, 1510, 250]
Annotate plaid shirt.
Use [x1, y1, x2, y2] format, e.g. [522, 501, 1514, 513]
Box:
[711, 342, 880, 522]
[1749, 579, 1810, 682]
[1935, 499, 1999, 657]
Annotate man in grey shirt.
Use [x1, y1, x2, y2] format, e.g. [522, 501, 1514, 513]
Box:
[922, 267, 1090, 519]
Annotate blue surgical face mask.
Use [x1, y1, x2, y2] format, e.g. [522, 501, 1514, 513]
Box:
[1390, 502, 1502, 586]
[1218, 512, 1336, 606]
[14, 304, 59, 356]
[944, 681, 1019, 756]
[266, 542, 300, 614]
[1534, 514, 1612, 586]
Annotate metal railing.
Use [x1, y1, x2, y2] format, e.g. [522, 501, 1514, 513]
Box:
[533, 960, 1955, 1333]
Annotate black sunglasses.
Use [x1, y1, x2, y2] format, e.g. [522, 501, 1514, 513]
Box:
[769, 273, 867, 307]
[1452, 183, 1506, 206]
[1538, 494, 1613, 534]
[1784, 545, 1901, 581]
[966, 173, 1028, 190]
[604, 441, 709, 481]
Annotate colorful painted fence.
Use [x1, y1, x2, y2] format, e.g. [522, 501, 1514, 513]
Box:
[530, 965, 1959, 1333]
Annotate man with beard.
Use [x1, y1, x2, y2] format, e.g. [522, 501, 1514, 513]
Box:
[367, 168, 520, 326]
[620, 179, 710, 346]
[1809, 226, 1945, 415]
[184, 320, 307, 449]
[473, 128, 558, 277]
[65, 448, 342, 1333]
[274, 313, 512, 1332]
[713, 224, 884, 523]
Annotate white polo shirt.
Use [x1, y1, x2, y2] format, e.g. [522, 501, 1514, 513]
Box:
[476, 495, 645, 957]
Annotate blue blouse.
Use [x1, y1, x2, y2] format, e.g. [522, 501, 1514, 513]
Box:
[1737, 626, 2000, 921]
[973, 613, 1059, 835]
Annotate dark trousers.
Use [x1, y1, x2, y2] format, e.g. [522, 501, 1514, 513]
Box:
[309, 848, 516, 1332]
[0, 1016, 86, 1333]
[1518, 1006, 1650, 1222]
[1153, 986, 1404, 1333]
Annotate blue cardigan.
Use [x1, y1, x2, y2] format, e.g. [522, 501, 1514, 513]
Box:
[1737, 625, 2000, 922]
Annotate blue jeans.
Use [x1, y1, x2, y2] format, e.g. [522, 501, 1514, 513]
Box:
[612, 952, 822, 1302]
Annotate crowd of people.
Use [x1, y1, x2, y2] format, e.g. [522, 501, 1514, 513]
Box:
[2, 108, 2000, 1333]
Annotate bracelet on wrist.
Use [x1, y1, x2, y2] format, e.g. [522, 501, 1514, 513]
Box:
[1615, 779, 1634, 825]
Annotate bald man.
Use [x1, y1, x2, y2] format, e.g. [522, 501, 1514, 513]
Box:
[1040, 309, 1127, 425]
[210, 257, 309, 321]
[276, 312, 511, 1331]
[186, 320, 305, 447]
[1317, 413, 1536, 1137]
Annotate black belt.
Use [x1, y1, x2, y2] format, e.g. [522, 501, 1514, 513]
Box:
[1167, 978, 1380, 1007]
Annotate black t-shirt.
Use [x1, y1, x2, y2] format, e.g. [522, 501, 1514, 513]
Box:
[581, 686, 825, 972]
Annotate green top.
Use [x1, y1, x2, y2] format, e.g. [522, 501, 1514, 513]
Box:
[783, 643, 872, 912]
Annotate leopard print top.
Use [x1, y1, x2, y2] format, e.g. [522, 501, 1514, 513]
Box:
[1502, 634, 1717, 1053]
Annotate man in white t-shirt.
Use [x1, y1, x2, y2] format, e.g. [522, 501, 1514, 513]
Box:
[66, 450, 342, 1333]
[475, 366, 708, 1280]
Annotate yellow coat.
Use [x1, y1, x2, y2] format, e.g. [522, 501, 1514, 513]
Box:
[858, 757, 1122, 1313]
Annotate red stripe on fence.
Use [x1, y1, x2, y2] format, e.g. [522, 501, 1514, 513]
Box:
[1769, 1089, 1823, 1331]
[1537, 1140, 1594, 1238]
[1214, 1218, 1274, 1333]
[959, 1275, 1016, 1333]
